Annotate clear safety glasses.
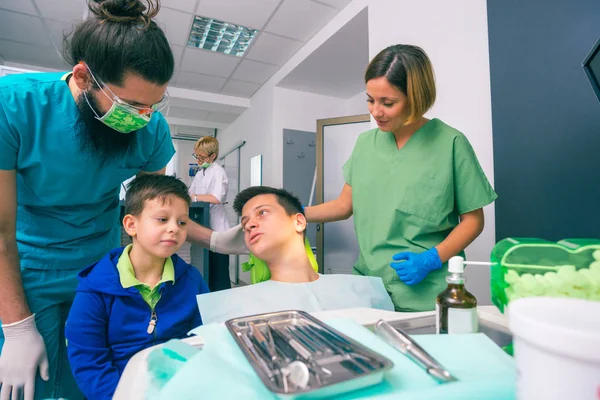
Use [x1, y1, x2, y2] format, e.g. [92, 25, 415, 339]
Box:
[82, 62, 170, 116]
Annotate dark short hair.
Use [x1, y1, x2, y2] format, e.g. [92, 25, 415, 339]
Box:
[64, 0, 174, 86]
[125, 175, 191, 216]
[365, 44, 436, 124]
[233, 186, 303, 217]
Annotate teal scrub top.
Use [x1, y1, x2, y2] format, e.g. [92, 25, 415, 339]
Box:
[0, 72, 175, 270]
[343, 119, 498, 312]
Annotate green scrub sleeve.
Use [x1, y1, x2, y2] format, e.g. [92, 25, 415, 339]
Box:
[453, 134, 498, 214]
[142, 113, 176, 173]
[342, 155, 353, 186]
[0, 100, 18, 170]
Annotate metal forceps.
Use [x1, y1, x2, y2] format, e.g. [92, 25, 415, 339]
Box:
[249, 322, 290, 392]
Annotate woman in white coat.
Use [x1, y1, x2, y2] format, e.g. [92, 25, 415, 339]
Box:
[190, 136, 232, 291]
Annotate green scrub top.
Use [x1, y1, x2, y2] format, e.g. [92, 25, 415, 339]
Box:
[343, 119, 497, 312]
[0, 72, 175, 271]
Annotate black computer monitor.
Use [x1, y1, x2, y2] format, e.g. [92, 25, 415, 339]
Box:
[583, 36, 600, 104]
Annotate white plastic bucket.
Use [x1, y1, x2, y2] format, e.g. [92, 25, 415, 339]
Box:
[509, 297, 600, 400]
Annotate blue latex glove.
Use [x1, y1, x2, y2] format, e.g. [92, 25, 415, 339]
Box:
[390, 248, 443, 285]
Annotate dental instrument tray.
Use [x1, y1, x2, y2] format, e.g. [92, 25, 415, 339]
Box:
[225, 310, 394, 398]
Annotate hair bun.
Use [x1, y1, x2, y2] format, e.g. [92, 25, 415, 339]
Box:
[89, 0, 159, 24]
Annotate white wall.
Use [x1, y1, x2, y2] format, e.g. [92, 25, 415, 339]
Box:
[219, 87, 359, 192]
[219, 87, 276, 191]
[173, 139, 197, 186]
[346, 90, 368, 115]
[273, 87, 354, 185]
[368, 0, 496, 302]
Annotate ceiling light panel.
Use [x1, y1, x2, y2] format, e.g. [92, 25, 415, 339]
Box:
[187, 15, 258, 57]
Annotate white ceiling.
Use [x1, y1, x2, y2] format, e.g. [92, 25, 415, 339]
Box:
[0, 0, 353, 121]
[277, 7, 368, 98]
[1, 0, 367, 138]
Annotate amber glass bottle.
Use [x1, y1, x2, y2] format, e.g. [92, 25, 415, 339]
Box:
[436, 256, 478, 334]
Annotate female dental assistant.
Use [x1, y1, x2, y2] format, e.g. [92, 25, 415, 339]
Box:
[0, 1, 243, 399]
[305, 44, 497, 312]
[190, 136, 232, 291]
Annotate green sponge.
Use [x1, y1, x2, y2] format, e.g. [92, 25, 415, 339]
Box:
[503, 263, 600, 302]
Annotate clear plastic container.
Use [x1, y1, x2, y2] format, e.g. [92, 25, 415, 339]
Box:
[490, 238, 600, 313]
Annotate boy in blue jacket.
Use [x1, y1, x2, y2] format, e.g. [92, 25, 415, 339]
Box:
[65, 174, 210, 400]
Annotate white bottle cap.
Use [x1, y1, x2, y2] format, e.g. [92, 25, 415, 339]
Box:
[448, 256, 465, 273]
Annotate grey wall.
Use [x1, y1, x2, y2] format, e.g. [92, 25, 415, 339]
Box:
[282, 129, 317, 246]
[488, 0, 600, 240]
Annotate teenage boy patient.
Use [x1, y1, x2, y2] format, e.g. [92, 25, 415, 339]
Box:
[65, 175, 209, 400]
[197, 186, 394, 324]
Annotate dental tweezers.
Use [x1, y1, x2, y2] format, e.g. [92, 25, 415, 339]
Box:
[374, 319, 457, 383]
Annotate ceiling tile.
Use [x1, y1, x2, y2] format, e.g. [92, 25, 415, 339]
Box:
[195, 0, 280, 30]
[168, 97, 246, 114]
[156, 7, 194, 46]
[0, 39, 69, 70]
[180, 47, 240, 77]
[34, 0, 86, 23]
[264, 0, 338, 42]
[231, 59, 278, 84]
[166, 105, 210, 120]
[206, 111, 239, 123]
[220, 79, 261, 97]
[45, 19, 69, 50]
[312, 0, 352, 10]
[245, 32, 303, 66]
[162, 0, 197, 14]
[173, 71, 226, 92]
[0, 0, 37, 15]
[0, 10, 52, 47]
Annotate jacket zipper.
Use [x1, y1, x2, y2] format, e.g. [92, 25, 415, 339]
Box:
[146, 285, 165, 339]
[147, 308, 158, 340]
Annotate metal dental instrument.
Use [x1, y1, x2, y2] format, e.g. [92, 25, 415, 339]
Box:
[238, 332, 275, 381]
[266, 324, 312, 390]
[249, 322, 289, 392]
[288, 325, 325, 356]
[300, 324, 375, 373]
[263, 323, 310, 390]
[268, 322, 331, 385]
[285, 325, 321, 355]
[304, 324, 378, 366]
[374, 319, 458, 383]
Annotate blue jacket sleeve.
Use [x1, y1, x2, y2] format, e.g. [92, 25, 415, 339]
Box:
[65, 292, 120, 400]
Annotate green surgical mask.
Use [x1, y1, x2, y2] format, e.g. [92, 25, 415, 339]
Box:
[201, 162, 211, 169]
[84, 91, 151, 133]
[81, 62, 169, 134]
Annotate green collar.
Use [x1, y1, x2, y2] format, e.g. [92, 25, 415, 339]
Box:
[116, 244, 175, 289]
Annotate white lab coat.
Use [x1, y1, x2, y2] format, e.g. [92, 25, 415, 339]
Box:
[189, 162, 231, 232]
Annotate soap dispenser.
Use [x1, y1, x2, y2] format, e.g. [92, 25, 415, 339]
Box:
[436, 256, 478, 334]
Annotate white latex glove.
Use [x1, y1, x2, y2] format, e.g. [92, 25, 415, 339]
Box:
[0, 314, 49, 400]
[209, 224, 249, 255]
